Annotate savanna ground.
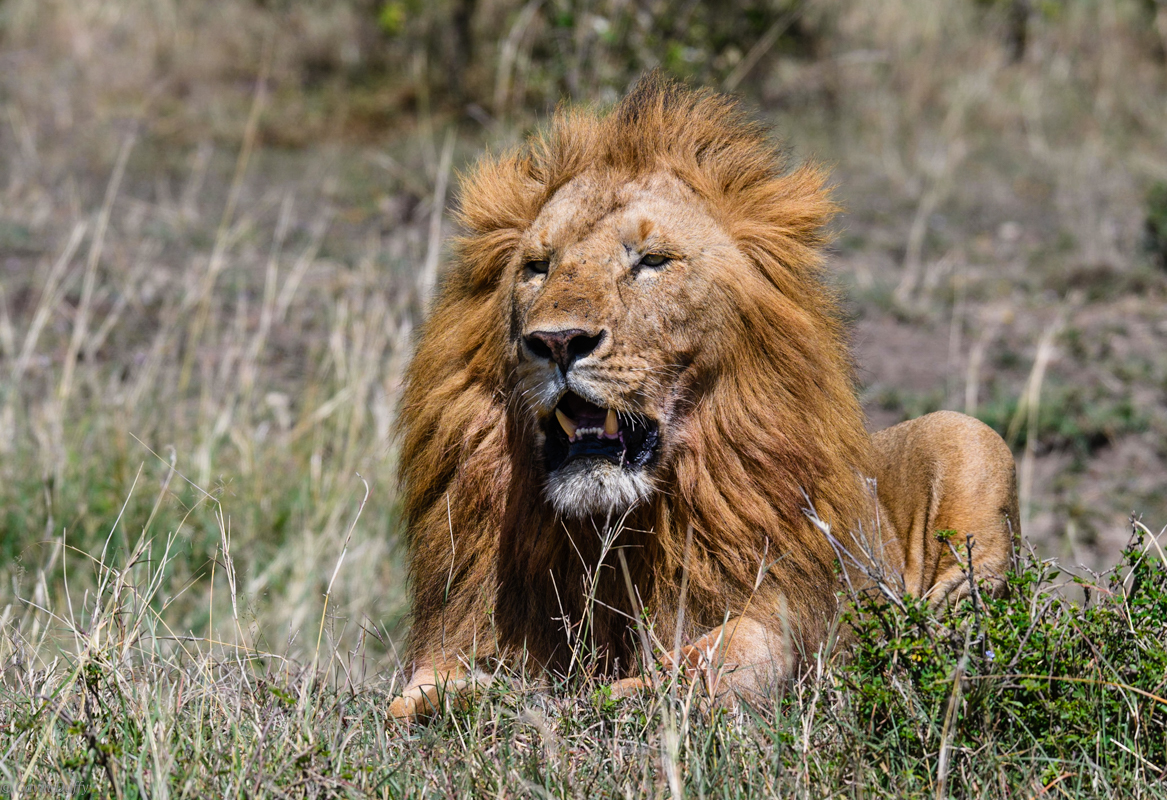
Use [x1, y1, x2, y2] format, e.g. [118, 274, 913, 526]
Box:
[1, 1, 1166, 797]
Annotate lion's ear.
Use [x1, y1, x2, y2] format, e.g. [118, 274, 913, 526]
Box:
[535, 111, 603, 194]
[725, 164, 837, 276]
[453, 152, 540, 294]
[454, 111, 607, 294]
[458, 152, 538, 235]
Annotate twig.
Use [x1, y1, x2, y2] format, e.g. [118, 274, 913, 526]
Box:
[494, 0, 544, 118]
[966, 673, 1167, 708]
[59, 130, 136, 403]
[418, 129, 456, 306]
[1008, 304, 1070, 530]
[12, 222, 87, 386]
[723, 2, 806, 92]
[180, 34, 273, 391]
[314, 475, 371, 674]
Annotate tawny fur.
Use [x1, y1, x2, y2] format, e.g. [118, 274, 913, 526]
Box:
[390, 77, 1018, 720]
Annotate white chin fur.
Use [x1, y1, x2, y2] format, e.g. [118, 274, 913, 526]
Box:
[545, 458, 654, 518]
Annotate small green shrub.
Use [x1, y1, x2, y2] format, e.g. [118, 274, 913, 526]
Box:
[840, 522, 1167, 791]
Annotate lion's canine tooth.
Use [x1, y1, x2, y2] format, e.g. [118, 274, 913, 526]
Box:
[555, 408, 577, 438]
[605, 408, 618, 436]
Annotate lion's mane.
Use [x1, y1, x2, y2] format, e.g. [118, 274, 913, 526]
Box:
[398, 76, 875, 677]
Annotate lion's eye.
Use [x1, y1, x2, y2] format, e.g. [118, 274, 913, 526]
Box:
[526, 259, 550, 275]
[639, 253, 669, 268]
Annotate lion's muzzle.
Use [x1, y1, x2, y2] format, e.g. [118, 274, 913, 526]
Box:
[540, 391, 660, 516]
[544, 391, 659, 473]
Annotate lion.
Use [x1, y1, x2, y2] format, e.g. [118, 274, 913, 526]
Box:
[388, 76, 1018, 721]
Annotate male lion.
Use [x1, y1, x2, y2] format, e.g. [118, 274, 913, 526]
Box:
[389, 77, 1018, 720]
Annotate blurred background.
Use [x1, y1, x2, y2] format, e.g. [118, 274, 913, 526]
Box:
[1, 0, 1165, 667]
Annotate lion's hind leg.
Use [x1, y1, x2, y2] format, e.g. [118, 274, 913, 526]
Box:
[871, 410, 1019, 605]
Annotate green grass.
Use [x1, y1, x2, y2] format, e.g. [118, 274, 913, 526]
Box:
[3, 504, 1164, 797]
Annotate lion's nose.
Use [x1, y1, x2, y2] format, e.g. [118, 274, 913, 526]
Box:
[524, 328, 604, 372]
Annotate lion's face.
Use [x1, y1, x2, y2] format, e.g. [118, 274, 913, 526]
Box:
[509, 170, 742, 517]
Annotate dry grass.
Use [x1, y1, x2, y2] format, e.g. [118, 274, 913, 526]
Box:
[0, 67, 428, 669]
[2, 0, 1167, 795]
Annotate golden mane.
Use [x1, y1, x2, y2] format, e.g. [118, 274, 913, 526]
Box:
[398, 75, 874, 677]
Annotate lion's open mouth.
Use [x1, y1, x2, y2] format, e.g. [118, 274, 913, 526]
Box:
[544, 391, 659, 473]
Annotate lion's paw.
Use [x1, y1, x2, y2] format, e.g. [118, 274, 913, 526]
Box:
[388, 672, 490, 724]
[607, 676, 653, 699]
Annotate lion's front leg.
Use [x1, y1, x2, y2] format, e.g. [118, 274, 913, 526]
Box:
[388, 662, 491, 723]
[871, 410, 1019, 604]
[609, 616, 790, 705]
